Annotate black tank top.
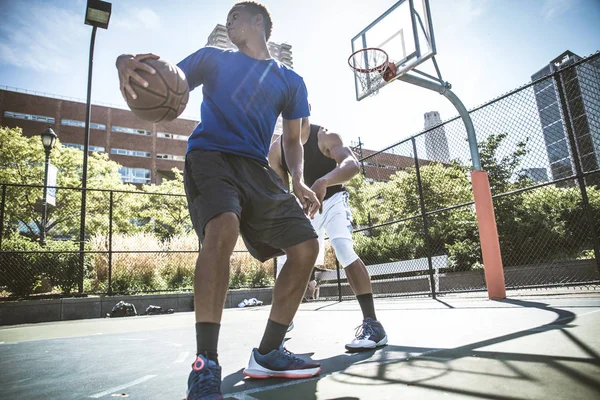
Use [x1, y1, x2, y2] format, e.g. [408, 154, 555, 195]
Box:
[281, 124, 345, 201]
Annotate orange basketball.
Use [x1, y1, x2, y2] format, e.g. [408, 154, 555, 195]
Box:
[125, 58, 189, 123]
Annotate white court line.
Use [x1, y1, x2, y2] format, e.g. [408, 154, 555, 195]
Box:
[174, 351, 190, 363]
[229, 394, 260, 400]
[89, 375, 156, 398]
[227, 376, 321, 398]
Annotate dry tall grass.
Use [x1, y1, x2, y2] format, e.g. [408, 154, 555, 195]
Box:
[88, 233, 275, 293]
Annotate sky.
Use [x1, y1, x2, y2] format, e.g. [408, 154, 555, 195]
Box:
[0, 0, 599, 151]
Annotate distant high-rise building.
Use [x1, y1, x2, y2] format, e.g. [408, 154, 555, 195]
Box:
[520, 168, 549, 184]
[206, 24, 294, 139]
[423, 111, 450, 163]
[206, 24, 293, 68]
[532, 50, 600, 185]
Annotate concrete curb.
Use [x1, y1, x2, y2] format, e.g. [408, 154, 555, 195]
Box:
[0, 287, 273, 326]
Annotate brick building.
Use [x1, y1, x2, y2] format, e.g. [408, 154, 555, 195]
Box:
[355, 148, 437, 182]
[0, 87, 197, 184]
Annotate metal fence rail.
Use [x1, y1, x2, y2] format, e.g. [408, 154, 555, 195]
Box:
[0, 183, 274, 297]
[1, 53, 599, 300]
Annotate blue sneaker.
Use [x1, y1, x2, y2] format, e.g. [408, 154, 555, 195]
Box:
[345, 317, 387, 352]
[186, 354, 223, 400]
[244, 347, 321, 379]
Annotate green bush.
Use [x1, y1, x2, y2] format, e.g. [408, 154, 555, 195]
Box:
[161, 261, 195, 290]
[248, 262, 274, 288]
[0, 236, 43, 296]
[229, 265, 247, 289]
[0, 235, 88, 296]
[43, 240, 87, 295]
[446, 240, 483, 272]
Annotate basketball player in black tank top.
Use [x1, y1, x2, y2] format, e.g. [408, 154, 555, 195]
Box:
[269, 118, 388, 352]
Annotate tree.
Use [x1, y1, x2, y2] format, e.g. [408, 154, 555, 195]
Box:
[0, 126, 139, 243]
[139, 168, 191, 240]
[347, 132, 534, 271]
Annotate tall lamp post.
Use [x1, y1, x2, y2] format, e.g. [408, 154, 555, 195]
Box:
[79, 0, 112, 292]
[40, 127, 58, 246]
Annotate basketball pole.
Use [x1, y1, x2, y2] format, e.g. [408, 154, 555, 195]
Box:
[78, 24, 97, 294]
[81, 0, 112, 294]
[394, 72, 506, 300]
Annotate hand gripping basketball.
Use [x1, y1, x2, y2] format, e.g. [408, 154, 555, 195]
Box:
[117, 53, 190, 122]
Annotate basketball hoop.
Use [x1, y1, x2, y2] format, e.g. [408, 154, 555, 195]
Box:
[348, 48, 397, 97]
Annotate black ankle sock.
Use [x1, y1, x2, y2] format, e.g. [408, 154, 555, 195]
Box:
[356, 293, 377, 320]
[258, 319, 288, 355]
[196, 322, 220, 364]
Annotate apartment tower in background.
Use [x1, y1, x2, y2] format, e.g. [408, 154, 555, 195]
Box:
[423, 111, 450, 164]
[532, 50, 600, 185]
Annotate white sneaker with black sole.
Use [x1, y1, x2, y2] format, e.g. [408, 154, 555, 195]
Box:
[345, 317, 388, 352]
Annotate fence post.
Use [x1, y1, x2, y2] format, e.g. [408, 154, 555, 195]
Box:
[412, 138, 436, 299]
[78, 186, 85, 294]
[108, 191, 113, 296]
[335, 259, 342, 302]
[555, 73, 600, 273]
[0, 184, 5, 250]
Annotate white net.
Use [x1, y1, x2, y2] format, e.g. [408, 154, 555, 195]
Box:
[348, 49, 389, 97]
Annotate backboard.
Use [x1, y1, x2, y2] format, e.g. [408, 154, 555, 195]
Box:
[350, 0, 436, 101]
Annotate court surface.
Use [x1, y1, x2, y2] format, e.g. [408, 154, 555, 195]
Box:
[1, 292, 599, 399]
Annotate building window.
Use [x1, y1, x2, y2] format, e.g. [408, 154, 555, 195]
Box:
[157, 132, 188, 141]
[3, 111, 55, 123]
[111, 125, 151, 136]
[61, 119, 106, 130]
[64, 143, 105, 152]
[110, 148, 151, 158]
[118, 167, 151, 184]
[156, 153, 185, 162]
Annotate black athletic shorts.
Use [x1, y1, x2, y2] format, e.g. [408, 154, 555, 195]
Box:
[183, 149, 317, 262]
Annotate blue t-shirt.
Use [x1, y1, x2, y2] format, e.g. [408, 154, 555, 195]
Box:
[177, 47, 310, 163]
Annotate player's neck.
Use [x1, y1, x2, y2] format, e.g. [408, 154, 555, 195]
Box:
[237, 39, 271, 61]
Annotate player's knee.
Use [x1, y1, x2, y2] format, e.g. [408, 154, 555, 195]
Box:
[331, 238, 359, 268]
[204, 212, 239, 250]
[286, 238, 319, 267]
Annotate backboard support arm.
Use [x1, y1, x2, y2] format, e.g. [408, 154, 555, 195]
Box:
[394, 72, 481, 170]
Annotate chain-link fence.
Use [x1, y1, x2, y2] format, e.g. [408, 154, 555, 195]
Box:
[1, 53, 599, 301]
[331, 52, 599, 299]
[0, 184, 274, 298]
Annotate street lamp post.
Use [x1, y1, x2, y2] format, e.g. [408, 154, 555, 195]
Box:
[40, 127, 58, 246]
[78, 0, 112, 292]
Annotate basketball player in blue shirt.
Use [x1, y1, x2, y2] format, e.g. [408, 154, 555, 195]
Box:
[116, 2, 321, 399]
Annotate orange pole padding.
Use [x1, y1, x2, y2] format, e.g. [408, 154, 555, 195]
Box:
[471, 170, 506, 300]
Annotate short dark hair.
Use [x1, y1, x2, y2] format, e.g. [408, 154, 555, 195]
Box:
[233, 1, 273, 41]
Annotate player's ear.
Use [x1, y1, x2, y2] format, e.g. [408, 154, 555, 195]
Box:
[254, 13, 264, 30]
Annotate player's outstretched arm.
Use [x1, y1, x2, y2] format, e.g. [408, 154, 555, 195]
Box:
[115, 53, 160, 101]
[282, 118, 320, 218]
[312, 129, 361, 195]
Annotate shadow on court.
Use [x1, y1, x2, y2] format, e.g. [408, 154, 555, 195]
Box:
[220, 296, 600, 400]
[1, 294, 599, 399]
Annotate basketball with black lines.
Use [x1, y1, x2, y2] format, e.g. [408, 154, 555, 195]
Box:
[125, 58, 189, 123]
